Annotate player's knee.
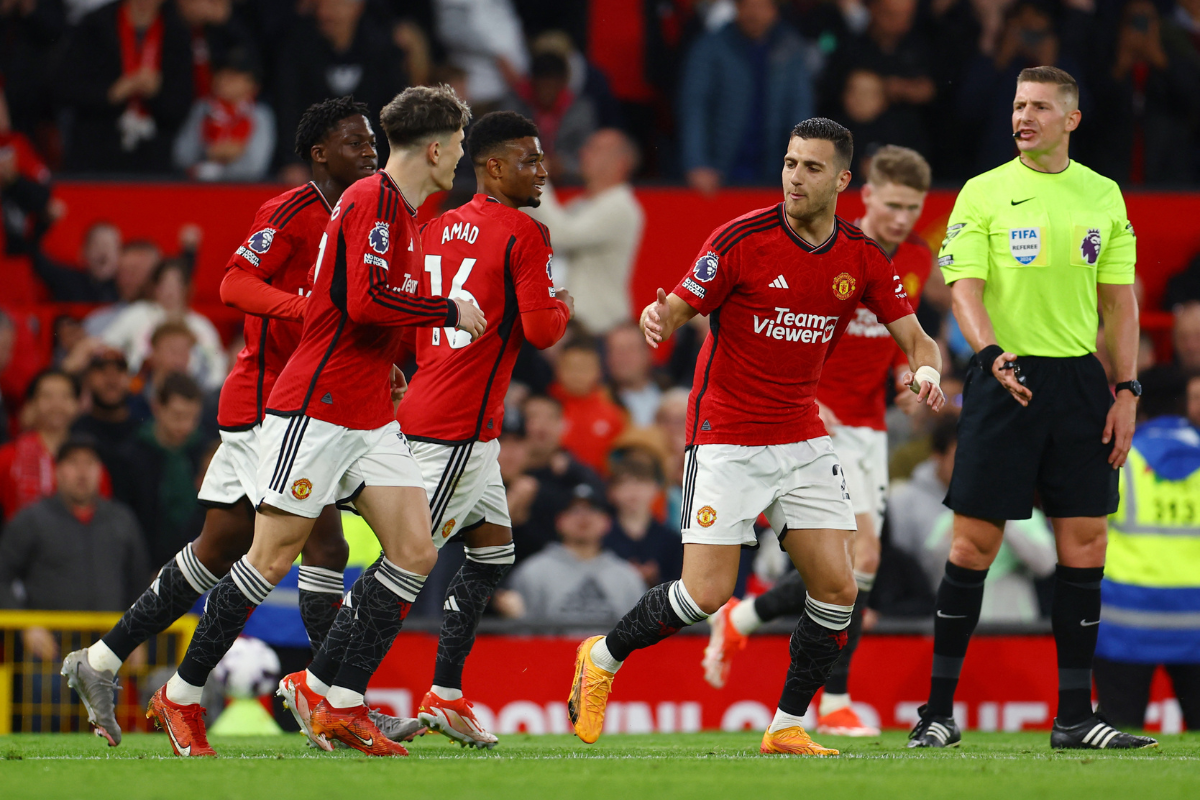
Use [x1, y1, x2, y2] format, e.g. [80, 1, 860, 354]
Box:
[302, 534, 350, 571]
[808, 573, 857, 608]
[855, 543, 881, 575]
[685, 581, 733, 616]
[387, 538, 438, 576]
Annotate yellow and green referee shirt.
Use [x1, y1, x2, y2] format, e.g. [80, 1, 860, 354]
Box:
[938, 157, 1136, 357]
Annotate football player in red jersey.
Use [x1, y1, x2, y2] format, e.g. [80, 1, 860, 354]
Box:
[62, 97, 382, 749]
[150, 86, 486, 757]
[568, 119, 947, 755]
[281, 111, 574, 750]
[701, 146, 941, 736]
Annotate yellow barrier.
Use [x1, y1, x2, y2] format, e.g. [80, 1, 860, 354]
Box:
[0, 610, 197, 735]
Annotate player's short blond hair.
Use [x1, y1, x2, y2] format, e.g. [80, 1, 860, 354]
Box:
[1016, 66, 1079, 110]
[866, 145, 931, 193]
[380, 84, 471, 149]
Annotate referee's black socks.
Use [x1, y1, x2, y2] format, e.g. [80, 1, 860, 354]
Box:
[927, 561, 988, 717]
[1052, 565, 1104, 726]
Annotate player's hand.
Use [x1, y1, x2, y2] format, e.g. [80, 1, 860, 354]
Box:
[640, 288, 671, 349]
[555, 288, 575, 319]
[22, 627, 58, 661]
[899, 370, 947, 412]
[390, 365, 408, 413]
[991, 352, 1032, 407]
[1103, 392, 1137, 468]
[453, 299, 487, 342]
[817, 401, 841, 431]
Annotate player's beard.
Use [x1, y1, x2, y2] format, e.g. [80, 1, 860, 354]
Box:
[526, 195, 542, 208]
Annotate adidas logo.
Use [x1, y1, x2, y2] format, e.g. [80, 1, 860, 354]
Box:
[700, 420, 711, 431]
[321, 392, 333, 404]
[444, 596, 461, 612]
[769, 275, 789, 289]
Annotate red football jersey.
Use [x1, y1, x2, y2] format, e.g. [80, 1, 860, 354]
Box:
[218, 182, 332, 429]
[266, 172, 458, 430]
[399, 194, 567, 443]
[817, 231, 933, 430]
[673, 206, 914, 447]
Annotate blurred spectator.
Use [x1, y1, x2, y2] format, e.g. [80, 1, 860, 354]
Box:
[1094, 366, 1200, 731]
[507, 478, 645, 624]
[654, 386, 690, 530]
[70, 347, 147, 477]
[529, 129, 644, 334]
[605, 323, 661, 426]
[603, 449, 682, 586]
[175, 0, 259, 100]
[173, 47, 276, 181]
[134, 321, 197, 415]
[959, 1, 1087, 172]
[1177, 303, 1200, 370]
[101, 258, 227, 391]
[550, 339, 627, 475]
[1190, 371, 1200, 428]
[0, 436, 147, 621]
[1165, 251, 1200, 310]
[509, 393, 604, 561]
[0, 0, 67, 140]
[890, 415, 1058, 622]
[31, 222, 121, 303]
[678, 0, 814, 192]
[1093, 0, 1200, 185]
[0, 86, 56, 258]
[51, 315, 86, 369]
[55, 0, 194, 174]
[112, 372, 207, 567]
[0, 310, 13, 443]
[507, 50, 596, 181]
[435, 0, 529, 107]
[82, 239, 162, 337]
[529, 29, 623, 132]
[824, 0, 934, 158]
[274, 0, 407, 178]
[0, 368, 80, 523]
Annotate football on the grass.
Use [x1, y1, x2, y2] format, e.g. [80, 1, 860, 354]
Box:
[213, 637, 281, 699]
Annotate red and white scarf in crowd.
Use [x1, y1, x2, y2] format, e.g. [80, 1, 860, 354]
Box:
[116, 2, 164, 151]
[200, 98, 255, 148]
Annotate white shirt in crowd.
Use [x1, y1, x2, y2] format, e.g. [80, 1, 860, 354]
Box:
[101, 301, 228, 391]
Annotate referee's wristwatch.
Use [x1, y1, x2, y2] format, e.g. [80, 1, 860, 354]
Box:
[1115, 380, 1142, 398]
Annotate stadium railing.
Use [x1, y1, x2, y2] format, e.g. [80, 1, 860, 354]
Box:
[0, 610, 197, 735]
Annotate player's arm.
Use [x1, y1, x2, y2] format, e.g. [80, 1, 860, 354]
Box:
[885, 314, 945, 411]
[510, 228, 573, 349]
[220, 213, 307, 322]
[640, 289, 698, 349]
[1097, 196, 1139, 467]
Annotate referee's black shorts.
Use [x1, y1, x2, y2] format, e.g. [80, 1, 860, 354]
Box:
[944, 353, 1119, 520]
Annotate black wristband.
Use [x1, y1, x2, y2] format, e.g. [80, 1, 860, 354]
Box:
[977, 344, 1004, 373]
[443, 298, 459, 328]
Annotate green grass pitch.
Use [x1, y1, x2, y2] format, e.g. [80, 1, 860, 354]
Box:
[2, 732, 1198, 800]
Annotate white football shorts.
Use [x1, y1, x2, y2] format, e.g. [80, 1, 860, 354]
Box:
[679, 437, 856, 547]
[197, 425, 261, 507]
[408, 438, 510, 549]
[829, 425, 888, 535]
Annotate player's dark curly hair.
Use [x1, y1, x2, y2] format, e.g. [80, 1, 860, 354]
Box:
[467, 111, 540, 166]
[790, 117, 854, 171]
[294, 96, 370, 162]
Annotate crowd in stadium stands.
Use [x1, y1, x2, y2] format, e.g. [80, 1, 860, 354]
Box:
[0, 0, 1198, 185]
[2, 0, 1200, 631]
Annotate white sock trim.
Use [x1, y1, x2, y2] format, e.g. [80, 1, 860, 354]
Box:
[374, 557, 427, 602]
[729, 597, 763, 636]
[854, 570, 876, 592]
[669, 581, 709, 625]
[768, 708, 808, 733]
[298, 565, 345, 595]
[589, 637, 623, 674]
[176, 543, 220, 594]
[465, 543, 516, 565]
[87, 641, 122, 673]
[431, 685, 463, 701]
[165, 673, 204, 706]
[819, 692, 851, 715]
[325, 686, 364, 709]
[804, 594, 854, 631]
[305, 669, 330, 696]
[230, 558, 273, 605]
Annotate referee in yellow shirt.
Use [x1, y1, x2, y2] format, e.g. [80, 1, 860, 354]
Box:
[907, 67, 1157, 751]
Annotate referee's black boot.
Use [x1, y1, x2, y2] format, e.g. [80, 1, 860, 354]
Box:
[1050, 713, 1158, 750]
[906, 705, 961, 748]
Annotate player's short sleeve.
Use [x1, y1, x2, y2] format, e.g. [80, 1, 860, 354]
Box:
[1097, 187, 1136, 285]
[229, 203, 299, 281]
[938, 180, 990, 284]
[513, 222, 562, 313]
[672, 231, 739, 316]
[860, 245, 914, 325]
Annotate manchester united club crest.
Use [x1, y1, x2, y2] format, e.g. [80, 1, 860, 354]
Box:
[291, 478, 313, 500]
[832, 272, 857, 300]
[441, 519, 456, 539]
[696, 506, 717, 528]
[369, 221, 390, 254]
[248, 228, 276, 254]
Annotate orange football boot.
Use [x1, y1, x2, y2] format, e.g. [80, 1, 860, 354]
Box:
[310, 700, 409, 756]
[760, 725, 839, 756]
[567, 635, 616, 744]
[146, 685, 216, 757]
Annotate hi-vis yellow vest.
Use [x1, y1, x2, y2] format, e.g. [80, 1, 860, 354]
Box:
[1106, 447, 1200, 588]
